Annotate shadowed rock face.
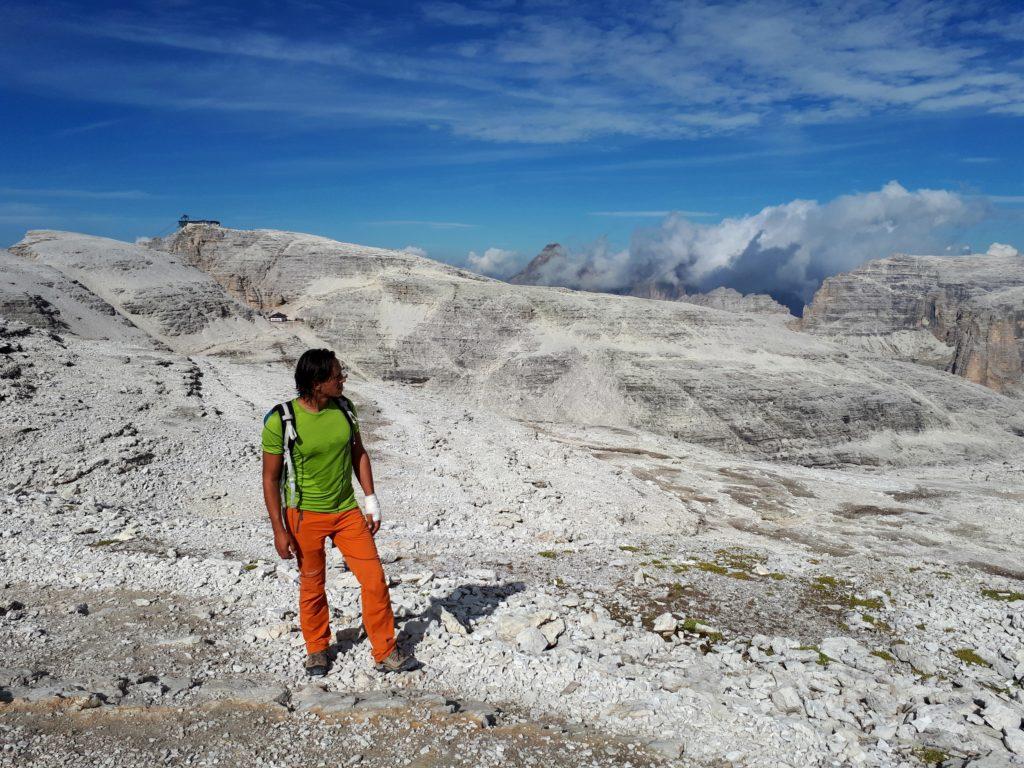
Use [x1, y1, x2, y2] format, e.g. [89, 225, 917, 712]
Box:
[800, 253, 1024, 397]
[153, 225, 1023, 467]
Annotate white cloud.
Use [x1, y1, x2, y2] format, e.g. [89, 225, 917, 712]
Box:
[54, 118, 122, 136]
[2, 1, 1022, 144]
[401, 245, 428, 258]
[0, 201, 49, 223]
[526, 182, 985, 311]
[0, 186, 150, 200]
[590, 210, 716, 218]
[466, 247, 521, 277]
[987, 243, 1020, 257]
[421, 2, 504, 27]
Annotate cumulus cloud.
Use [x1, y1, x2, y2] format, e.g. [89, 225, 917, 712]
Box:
[401, 245, 428, 258]
[526, 182, 985, 313]
[467, 247, 521, 277]
[987, 243, 1020, 258]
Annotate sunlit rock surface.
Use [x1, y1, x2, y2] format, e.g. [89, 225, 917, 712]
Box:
[149, 225, 1024, 467]
[801, 251, 1024, 397]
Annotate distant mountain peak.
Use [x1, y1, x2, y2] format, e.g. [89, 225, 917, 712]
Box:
[507, 242, 567, 285]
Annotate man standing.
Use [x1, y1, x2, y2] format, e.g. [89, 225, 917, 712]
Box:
[261, 348, 415, 676]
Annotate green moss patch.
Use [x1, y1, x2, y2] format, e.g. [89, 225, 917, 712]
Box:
[808, 575, 889, 626]
[537, 550, 559, 559]
[870, 650, 896, 663]
[697, 561, 728, 575]
[981, 588, 1024, 602]
[848, 595, 884, 611]
[714, 548, 766, 570]
[952, 648, 990, 667]
[861, 614, 892, 632]
[696, 561, 753, 580]
[913, 747, 949, 766]
[811, 575, 847, 590]
[797, 645, 833, 666]
[679, 617, 724, 642]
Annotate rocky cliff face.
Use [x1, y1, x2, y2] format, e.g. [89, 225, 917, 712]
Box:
[149, 225, 1024, 467]
[800, 252, 1024, 397]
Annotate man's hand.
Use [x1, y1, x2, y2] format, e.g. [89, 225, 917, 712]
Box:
[364, 493, 381, 536]
[274, 529, 297, 560]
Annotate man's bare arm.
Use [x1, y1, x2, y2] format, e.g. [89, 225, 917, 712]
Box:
[352, 432, 380, 534]
[262, 451, 296, 558]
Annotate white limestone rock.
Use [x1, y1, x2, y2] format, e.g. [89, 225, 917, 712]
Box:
[515, 627, 549, 654]
[652, 612, 677, 634]
[771, 686, 803, 714]
[440, 607, 468, 636]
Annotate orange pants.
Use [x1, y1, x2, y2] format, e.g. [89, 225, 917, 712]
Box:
[285, 507, 396, 663]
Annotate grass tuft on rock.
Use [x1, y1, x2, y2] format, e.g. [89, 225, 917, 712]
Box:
[952, 648, 990, 667]
[981, 588, 1024, 602]
[913, 746, 949, 766]
[848, 595, 884, 611]
[797, 645, 833, 666]
[811, 575, 846, 590]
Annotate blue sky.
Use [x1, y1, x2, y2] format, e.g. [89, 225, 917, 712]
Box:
[1, 0, 1022, 299]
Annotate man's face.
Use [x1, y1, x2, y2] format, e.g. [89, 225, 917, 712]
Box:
[318, 360, 347, 398]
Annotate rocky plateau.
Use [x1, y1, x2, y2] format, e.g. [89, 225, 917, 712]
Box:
[0, 225, 1022, 768]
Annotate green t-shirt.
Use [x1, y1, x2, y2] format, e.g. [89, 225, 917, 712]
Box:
[262, 398, 360, 513]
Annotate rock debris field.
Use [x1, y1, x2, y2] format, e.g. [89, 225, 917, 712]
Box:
[1, 230, 1024, 768]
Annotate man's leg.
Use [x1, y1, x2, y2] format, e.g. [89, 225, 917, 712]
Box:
[330, 508, 397, 663]
[287, 508, 332, 655]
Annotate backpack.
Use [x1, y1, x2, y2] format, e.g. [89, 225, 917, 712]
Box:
[264, 396, 358, 510]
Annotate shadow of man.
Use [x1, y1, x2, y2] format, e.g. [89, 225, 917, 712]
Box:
[399, 581, 528, 655]
[398, 581, 526, 653]
[332, 581, 526, 658]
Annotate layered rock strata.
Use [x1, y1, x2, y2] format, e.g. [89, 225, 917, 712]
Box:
[10, 231, 274, 354]
[800, 252, 1024, 397]
[147, 225, 1023, 466]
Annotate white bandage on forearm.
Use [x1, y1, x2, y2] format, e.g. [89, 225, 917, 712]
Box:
[364, 493, 381, 522]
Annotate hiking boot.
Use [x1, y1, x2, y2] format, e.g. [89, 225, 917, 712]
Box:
[374, 648, 418, 673]
[305, 650, 330, 677]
